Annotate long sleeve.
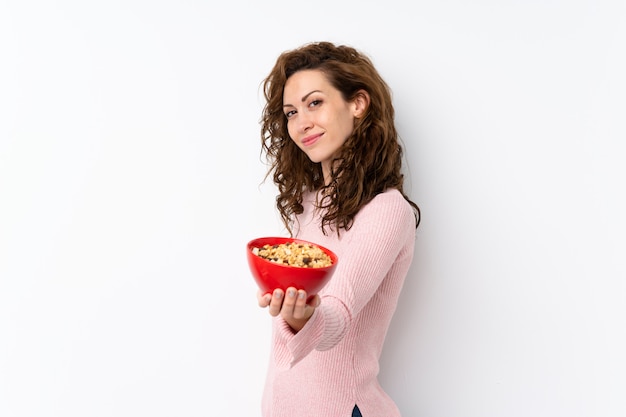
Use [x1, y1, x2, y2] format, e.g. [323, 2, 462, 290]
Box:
[262, 188, 416, 417]
[270, 189, 416, 367]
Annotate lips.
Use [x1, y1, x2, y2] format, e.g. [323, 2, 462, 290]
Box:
[301, 133, 322, 147]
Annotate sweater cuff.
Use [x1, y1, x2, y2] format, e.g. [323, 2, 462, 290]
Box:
[285, 307, 326, 367]
[274, 296, 350, 368]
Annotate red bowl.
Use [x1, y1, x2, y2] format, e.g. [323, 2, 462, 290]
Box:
[247, 237, 338, 296]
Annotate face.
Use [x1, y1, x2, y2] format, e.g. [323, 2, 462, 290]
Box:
[283, 69, 365, 183]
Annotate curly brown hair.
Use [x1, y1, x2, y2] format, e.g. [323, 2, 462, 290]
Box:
[260, 41, 420, 236]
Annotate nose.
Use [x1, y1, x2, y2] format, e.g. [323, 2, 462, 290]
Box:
[295, 112, 313, 133]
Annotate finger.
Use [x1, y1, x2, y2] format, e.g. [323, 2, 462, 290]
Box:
[307, 294, 321, 308]
[292, 290, 309, 319]
[268, 289, 284, 316]
[257, 292, 271, 308]
[281, 287, 298, 314]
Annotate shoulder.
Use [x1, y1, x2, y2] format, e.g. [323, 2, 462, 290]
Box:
[371, 188, 410, 205]
[356, 189, 417, 229]
[363, 188, 414, 213]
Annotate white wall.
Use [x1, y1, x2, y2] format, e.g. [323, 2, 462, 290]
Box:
[1, 1, 624, 416]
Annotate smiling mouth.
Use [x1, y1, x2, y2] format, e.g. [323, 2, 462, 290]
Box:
[302, 133, 322, 146]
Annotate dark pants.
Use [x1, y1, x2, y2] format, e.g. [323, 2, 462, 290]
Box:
[352, 405, 362, 417]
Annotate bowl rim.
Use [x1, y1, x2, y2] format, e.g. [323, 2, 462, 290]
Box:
[247, 236, 338, 270]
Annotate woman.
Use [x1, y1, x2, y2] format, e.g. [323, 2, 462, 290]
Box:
[257, 41, 420, 417]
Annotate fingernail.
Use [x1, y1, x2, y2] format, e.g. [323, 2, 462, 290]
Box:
[298, 291, 305, 299]
[287, 289, 296, 298]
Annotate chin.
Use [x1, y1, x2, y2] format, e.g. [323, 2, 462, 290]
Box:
[303, 153, 321, 164]
[303, 150, 331, 165]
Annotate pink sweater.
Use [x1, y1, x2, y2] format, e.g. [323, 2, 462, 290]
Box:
[262, 189, 417, 417]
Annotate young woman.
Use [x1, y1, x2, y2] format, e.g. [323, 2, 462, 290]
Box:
[256, 41, 420, 417]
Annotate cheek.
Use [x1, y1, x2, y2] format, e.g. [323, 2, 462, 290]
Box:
[286, 125, 304, 151]
[286, 123, 298, 145]
[335, 117, 355, 144]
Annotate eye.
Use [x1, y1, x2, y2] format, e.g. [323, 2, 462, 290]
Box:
[285, 109, 296, 119]
[309, 99, 322, 108]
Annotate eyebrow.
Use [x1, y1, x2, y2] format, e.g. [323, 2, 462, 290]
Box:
[283, 90, 322, 108]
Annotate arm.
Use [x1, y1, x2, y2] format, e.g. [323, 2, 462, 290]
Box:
[259, 190, 416, 366]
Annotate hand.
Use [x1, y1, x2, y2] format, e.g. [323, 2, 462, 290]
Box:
[257, 287, 321, 332]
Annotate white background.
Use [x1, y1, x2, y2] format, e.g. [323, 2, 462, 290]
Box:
[1, 1, 624, 416]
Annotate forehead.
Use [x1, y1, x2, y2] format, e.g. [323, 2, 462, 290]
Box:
[283, 69, 332, 98]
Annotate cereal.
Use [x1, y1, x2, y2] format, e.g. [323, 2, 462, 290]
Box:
[252, 242, 333, 268]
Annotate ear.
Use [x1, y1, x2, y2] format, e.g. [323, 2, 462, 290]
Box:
[352, 90, 370, 118]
